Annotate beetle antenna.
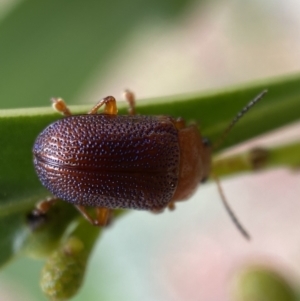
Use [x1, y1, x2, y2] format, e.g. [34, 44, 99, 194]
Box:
[213, 90, 268, 150]
[211, 90, 267, 239]
[212, 173, 250, 240]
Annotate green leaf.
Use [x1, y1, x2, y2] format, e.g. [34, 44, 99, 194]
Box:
[0, 73, 300, 267]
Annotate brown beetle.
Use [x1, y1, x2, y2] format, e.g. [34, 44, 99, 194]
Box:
[32, 90, 267, 239]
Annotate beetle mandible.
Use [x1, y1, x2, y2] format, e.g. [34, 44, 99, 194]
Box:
[32, 90, 267, 239]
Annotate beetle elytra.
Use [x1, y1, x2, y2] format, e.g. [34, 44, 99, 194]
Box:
[32, 90, 267, 239]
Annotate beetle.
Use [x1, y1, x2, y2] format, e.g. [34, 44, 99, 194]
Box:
[32, 90, 267, 239]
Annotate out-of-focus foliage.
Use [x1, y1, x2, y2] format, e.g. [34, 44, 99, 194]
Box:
[0, 0, 197, 109]
[232, 266, 297, 301]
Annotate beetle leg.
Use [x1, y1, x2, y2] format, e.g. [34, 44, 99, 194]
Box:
[75, 205, 112, 227]
[34, 196, 59, 214]
[171, 117, 186, 130]
[167, 201, 176, 211]
[75, 205, 97, 225]
[51, 98, 72, 116]
[89, 96, 118, 115]
[27, 197, 59, 230]
[123, 89, 136, 115]
[96, 207, 112, 226]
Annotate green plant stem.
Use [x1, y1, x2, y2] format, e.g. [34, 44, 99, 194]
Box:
[213, 141, 300, 177]
[1, 73, 300, 267]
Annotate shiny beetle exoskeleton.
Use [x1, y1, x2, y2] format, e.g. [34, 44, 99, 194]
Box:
[32, 90, 267, 238]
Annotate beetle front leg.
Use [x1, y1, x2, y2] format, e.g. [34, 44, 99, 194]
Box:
[89, 96, 118, 115]
[75, 205, 112, 226]
[27, 197, 59, 230]
[34, 196, 59, 214]
[51, 98, 72, 116]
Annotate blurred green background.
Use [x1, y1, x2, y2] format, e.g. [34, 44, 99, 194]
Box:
[1, 0, 300, 300]
[0, 0, 198, 109]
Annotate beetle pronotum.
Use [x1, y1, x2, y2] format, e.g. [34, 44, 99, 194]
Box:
[32, 90, 267, 239]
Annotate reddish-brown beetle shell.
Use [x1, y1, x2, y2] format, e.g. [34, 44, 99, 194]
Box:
[33, 114, 180, 210]
[32, 90, 266, 237]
